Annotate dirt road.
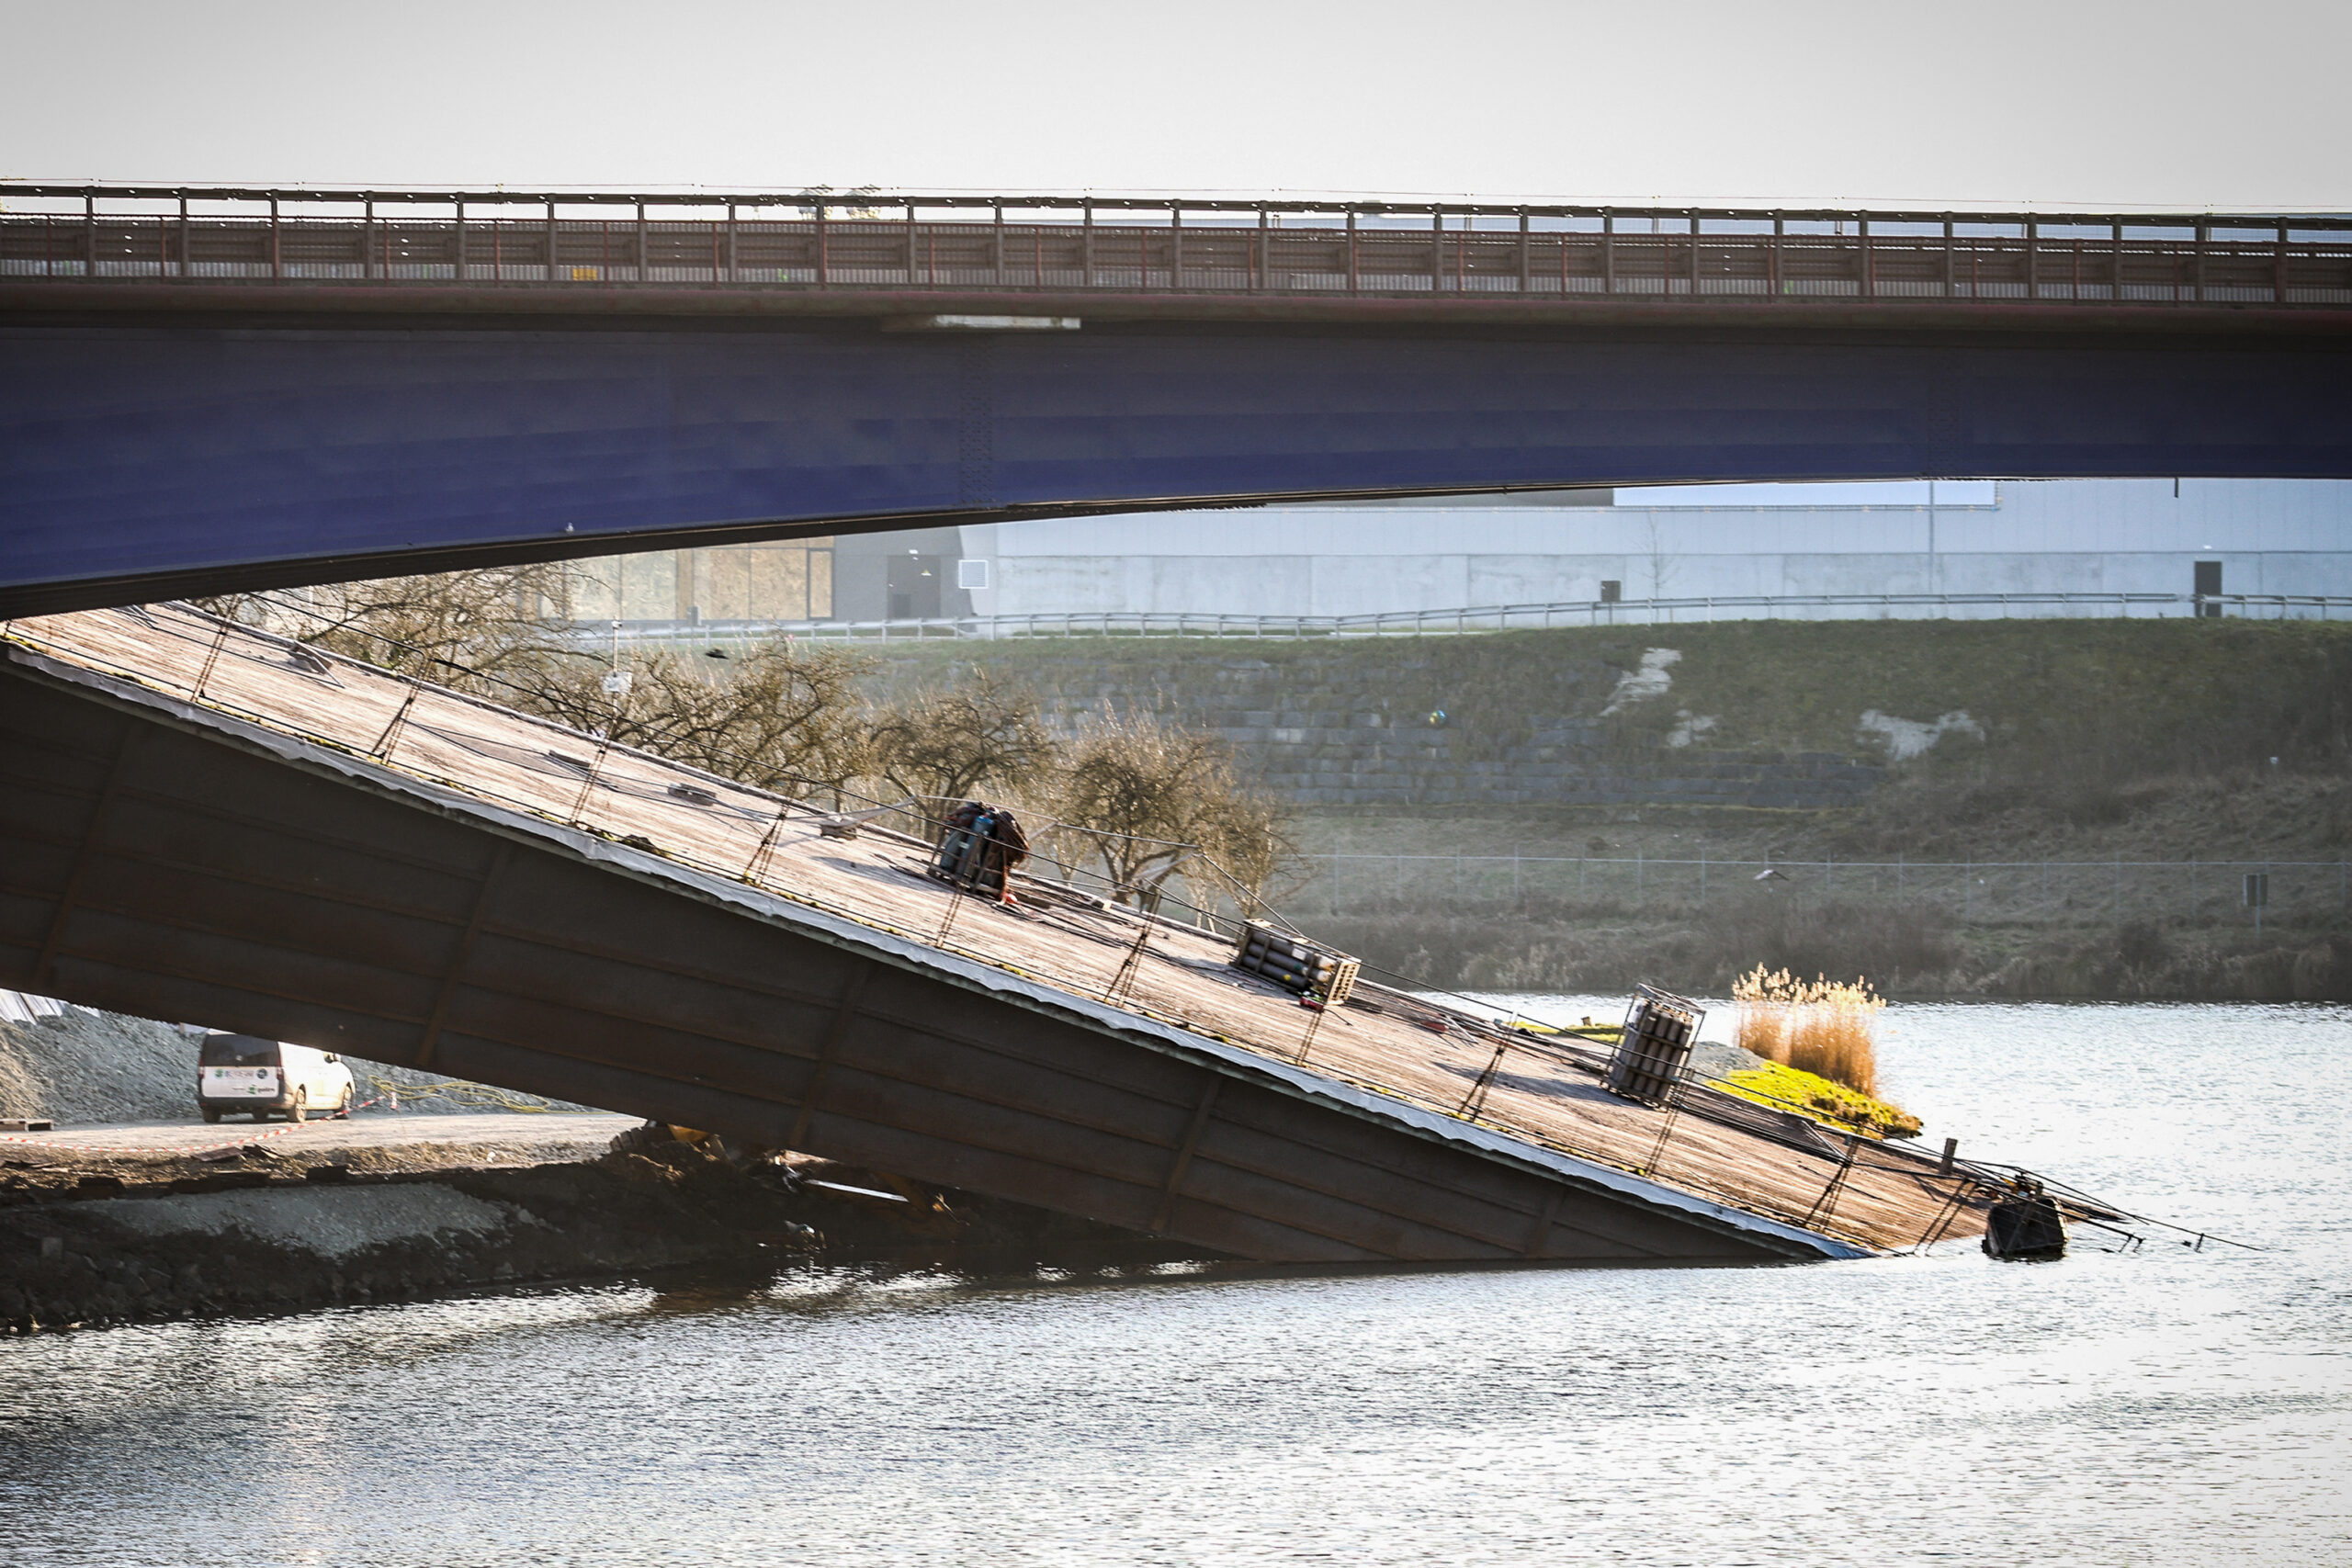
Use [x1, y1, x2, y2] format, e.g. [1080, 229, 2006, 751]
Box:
[2, 1113, 639, 1185]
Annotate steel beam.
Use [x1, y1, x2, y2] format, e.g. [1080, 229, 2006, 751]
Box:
[4, 305, 2348, 617]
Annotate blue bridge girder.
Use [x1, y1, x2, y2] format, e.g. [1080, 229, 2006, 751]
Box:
[4, 186, 2350, 616]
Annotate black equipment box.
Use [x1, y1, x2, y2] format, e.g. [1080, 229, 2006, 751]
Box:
[930, 801, 1030, 897]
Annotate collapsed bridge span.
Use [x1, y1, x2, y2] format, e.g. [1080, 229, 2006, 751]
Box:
[0, 606, 1983, 1264]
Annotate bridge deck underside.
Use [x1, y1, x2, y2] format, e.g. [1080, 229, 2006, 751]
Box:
[0, 607, 1978, 1263]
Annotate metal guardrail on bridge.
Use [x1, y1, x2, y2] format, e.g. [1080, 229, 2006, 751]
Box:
[600, 591, 2352, 648]
[6, 184, 2349, 310]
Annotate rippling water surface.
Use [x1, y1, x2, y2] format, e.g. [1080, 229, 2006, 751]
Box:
[2, 999, 2346, 1566]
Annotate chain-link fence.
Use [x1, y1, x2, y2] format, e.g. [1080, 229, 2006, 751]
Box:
[1302, 852, 2350, 925]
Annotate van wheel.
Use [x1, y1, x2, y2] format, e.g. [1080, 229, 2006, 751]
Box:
[288, 1090, 308, 1124]
[334, 1089, 353, 1120]
[202, 1107, 221, 1124]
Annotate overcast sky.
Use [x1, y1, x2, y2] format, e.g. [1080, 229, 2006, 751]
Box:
[6, 0, 2346, 211]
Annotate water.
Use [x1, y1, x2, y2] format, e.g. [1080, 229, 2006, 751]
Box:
[2, 999, 2346, 1566]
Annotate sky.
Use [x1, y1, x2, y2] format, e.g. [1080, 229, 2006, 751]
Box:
[5, 0, 2347, 211]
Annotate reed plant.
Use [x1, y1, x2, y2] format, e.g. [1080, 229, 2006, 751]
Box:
[1732, 966, 1884, 1098]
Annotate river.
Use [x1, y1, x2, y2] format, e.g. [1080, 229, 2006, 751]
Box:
[2, 998, 2346, 1566]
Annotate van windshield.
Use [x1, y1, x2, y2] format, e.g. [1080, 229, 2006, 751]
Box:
[199, 1034, 279, 1067]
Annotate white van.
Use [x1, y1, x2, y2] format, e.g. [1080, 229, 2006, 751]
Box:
[197, 1033, 356, 1123]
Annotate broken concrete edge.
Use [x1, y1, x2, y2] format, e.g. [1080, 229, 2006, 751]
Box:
[5, 641, 1872, 1265]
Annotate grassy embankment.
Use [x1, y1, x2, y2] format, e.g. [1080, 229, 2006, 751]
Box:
[855, 617, 2352, 999]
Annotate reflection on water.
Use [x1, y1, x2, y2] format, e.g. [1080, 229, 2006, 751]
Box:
[3, 1000, 2347, 1566]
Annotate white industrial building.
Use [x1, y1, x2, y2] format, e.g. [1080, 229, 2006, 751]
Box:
[953, 479, 2352, 622]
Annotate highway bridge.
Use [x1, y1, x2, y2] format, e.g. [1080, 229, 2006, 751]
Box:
[0, 604, 1984, 1265]
[5, 186, 2350, 615]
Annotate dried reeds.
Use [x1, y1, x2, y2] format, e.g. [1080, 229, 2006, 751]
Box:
[1731, 965, 1884, 1098]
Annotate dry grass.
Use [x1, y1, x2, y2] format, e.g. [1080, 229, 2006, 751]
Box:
[1732, 966, 1884, 1098]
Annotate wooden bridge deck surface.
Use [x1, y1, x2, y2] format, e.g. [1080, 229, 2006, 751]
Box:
[10, 604, 1979, 1254]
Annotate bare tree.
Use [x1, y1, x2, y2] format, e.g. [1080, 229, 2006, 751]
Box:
[201, 567, 873, 804]
[1643, 516, 1678, 600]
[1045, 708, 1299, 915]
[197, 566, 571, 693]
[510, 641, 875, 803]
[866, 668, 1057, 835]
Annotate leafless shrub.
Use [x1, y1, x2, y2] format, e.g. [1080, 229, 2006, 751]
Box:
[509, 641, 875, 803]
[866, 669, 1057, 837]
[197, 566, 572, 693]
[1044, 709, 1299, 915]
[202, 568, 874, 802]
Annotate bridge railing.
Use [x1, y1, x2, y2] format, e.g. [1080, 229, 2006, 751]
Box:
[6, 185, 2349, 309]
[595, 591, 2352, 649]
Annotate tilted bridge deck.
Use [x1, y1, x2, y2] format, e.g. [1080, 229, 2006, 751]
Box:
[0, 605, 1984, 1264]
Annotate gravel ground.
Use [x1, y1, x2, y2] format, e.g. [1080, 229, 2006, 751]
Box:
[0, 1003, 593, 1126]
[1690, 1038, 1770, 1079]
[5, 1111, 635, 1164]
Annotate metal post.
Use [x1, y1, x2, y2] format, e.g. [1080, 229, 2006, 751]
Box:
[1518, 209, 1531, 293]
[1942, 215, 1953, 297]
[77, 188, 96, 277]
[817, 199, 830, 288]
[1430, 208, 1443, 293]
[268, 193, 280, 280]
[635, 200, 648, 281]
[1169, 205, 1182, 289]
[1346, 208, 1358, 294]
[1601, 209, 1614, 294]
[1081, 197, 1094, 288]
[1690, 209, 1702, 297]
[546, 198, 559, 282]
[453, 197, 465, 282]
[727, 201, 739, 283]
[180, 190, 192, 280]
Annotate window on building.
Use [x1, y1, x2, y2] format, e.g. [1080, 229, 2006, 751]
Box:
[550, 539, 833, 624]
[957, 558, 991, 591]
[1600, 580, 1623, 604]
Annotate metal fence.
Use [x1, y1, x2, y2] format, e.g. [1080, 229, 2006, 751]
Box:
[7, 185, 2350, 310]
[1304, 852, 2351, 925]
[596, 591, 2352, 650]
